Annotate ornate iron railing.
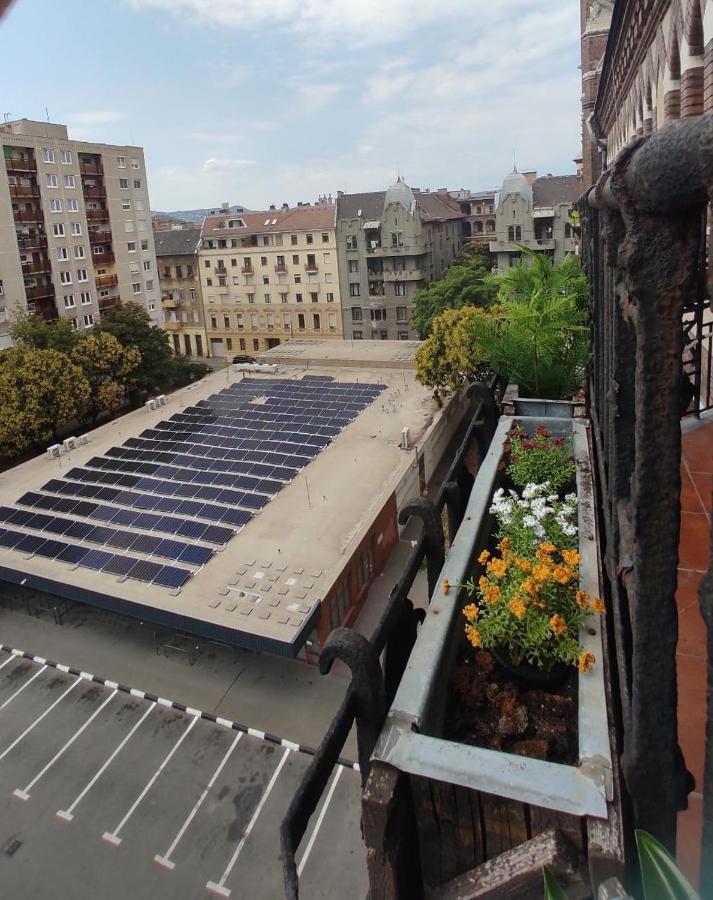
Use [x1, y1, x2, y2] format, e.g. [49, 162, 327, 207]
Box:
[280, 378, 501, 899]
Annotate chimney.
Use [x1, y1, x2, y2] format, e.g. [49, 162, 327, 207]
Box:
[269, 204, 275, 210]
[297, 202, 303, 207]
[337, 190, 345, 198]
[282, 202, 289, 209]
[221, 201, 230, 211]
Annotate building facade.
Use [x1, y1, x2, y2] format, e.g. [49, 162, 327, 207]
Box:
[0, 118, 161, 347]
[154, 227, 207, 357]
[336, 180, 464, 341]
[449, 189, 497, 242]
[198, 204, 342, 357]
[489, 169, 581, 271]
[581, 0, 614, 188]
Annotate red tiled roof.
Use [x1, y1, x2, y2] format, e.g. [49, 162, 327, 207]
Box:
[417, 191, 465, 221]
[201, 205, 336, 238]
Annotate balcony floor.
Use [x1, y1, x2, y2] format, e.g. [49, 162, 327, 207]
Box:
[676, 413, 712, 888]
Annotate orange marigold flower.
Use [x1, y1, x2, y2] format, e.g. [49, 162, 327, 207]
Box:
[591, 597, 605, 614]
[533, 563, 551, 582]
[521, 577, 539, 597]
[499, 536, 511, 551]
[578, 651, 596, 673]
[552, 565, 570, 585]
[465, 625, 482, 648]
[514, 557, 532, 573]
[487, 557, 508, 579]
[478, 549, 491, 564]
[508, 598, 527, 620]
[561, 549, 581, 567]
[539, 542, 556, 554]
[549, 614, 567, 636]
[478, 575, 489, 591]
[535, 549, 551, 563]
[463, 603, 479, 622]
[482, 585, 501, 604]
[576, 590, 590, 608]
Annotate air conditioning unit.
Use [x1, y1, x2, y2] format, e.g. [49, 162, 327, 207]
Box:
[400, 427, 410, 450]
[76, 435, 89, 447]
[62, 436, 77, 452]
[145, 399, 158, 411]
[157, 394, 168, 406]
[47, 444, 61, 459]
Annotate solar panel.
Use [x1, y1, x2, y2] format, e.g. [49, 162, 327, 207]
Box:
[127, 559, 163, 583]
[177, 545, 213, 566]
[79, 548, 114, 571]
[102, 555, 138, 577]
[152, 566, 191, 589]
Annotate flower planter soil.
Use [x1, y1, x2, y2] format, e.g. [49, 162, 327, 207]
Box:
[444, 647, 578, 765]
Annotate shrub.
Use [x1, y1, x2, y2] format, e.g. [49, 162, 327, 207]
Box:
[504, 425, 575, 491]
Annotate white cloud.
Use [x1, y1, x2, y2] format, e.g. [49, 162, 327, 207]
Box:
[203, 157, 257, 171]
[69, 110, 124, 125]
[187, 131, 244, 143]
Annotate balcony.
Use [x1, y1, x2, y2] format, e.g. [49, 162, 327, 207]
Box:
[274, 263, 288, 274]
[98, 294, 120, 313]
[88, 229, 112, 244]
[304, 262, 319, 273]
[162, 294, 181, 308]
[93, 251, 115, 265]
[24, 283, 55, 301]
[16, 232, 47, 250]
[9, 183, 40, 198]
[22, 258, 51, 276]
[95, 273, 118, 289]
[163, 320, 181, 331]
[215, 266, 227, 276]
[82, 186, 106, 200]
[12, 209, 43, 224]
[79, 161, 103, 176]
[383, 268, 423, 281]
[369, 242, 425, 257]
[5, 158, 37, 176]
[241, 264, 253, 274]
[86, 208, 109, 222]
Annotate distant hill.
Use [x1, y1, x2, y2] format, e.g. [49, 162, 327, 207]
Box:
[152, 204, 249, 226]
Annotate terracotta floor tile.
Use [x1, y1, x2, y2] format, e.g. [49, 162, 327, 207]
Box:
[690, 471, 712, 515]
[679, 512, 711, 572]
[676, 570, 704, 612]
[677, 654, 707, 789]
[682, 435, 713, 475]
[681, 468, 705, 514]
[677, 794, 702, 890]
[677, 601, 707, 659]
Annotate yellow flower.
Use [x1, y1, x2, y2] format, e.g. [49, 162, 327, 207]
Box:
[535, 549, 552, 563]
[509, 598, 527, 620]
[561, 549, 581, 567]
[478, 549, 491, 564]
[487, 557, 508, 579]
[552, 565, 570, 585]
[549, 614, 567, 636]
[539, 542, 556, 554]
[533, 563, 551, 582]
[478, 575, 489, 591]
[591, 597, 605, 614]
[465, 624, 482, 648]
[521, 577, 539, 597]
[498, 536, 511, 552]
[578, 651, 596, 673]
[514, 557, 532, 573]
[482, 584, 501, 604]
[463, 603, 479, 622]
[576, 590, 590, 609]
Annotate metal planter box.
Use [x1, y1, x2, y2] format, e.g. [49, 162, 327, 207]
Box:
[372, 416, 613, 820]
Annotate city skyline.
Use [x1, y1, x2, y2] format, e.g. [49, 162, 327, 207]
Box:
[0, 0, 582, 210]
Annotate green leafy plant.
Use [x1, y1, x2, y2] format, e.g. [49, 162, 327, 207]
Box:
[543, 867, 568, 900]
[504, 425, 575, 491]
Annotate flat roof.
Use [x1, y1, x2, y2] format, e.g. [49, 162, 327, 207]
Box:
[0, 353, 440, 656]
[257, 338, 421, 368]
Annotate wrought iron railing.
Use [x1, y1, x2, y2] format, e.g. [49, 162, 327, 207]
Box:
[280, 378, 501, 899]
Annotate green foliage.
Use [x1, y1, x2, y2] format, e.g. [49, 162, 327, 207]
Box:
[415, 306, 494, 400]
[0, 346, 90, 458]
[636, 830, 700, 900]
[505, 425, 575, 491]
[10, 312, 79, 354]
[169, 355, 211, 386]
[70, 331, 141, 422]
[100, 303, 174, 397]
[543, 867, 568, 900]
[412, 243, 496, 338]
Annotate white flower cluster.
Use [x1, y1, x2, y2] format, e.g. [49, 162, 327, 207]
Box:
[490, 483, 577, 539]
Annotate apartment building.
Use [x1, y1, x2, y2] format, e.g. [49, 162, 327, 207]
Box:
[198, 204, 342, 357]
[448, 188, 497, 242]
[489, 168, 581, 271]
[154, 227, 207, 357]
[336, 179, 464, 341]
[0, 118, 161, 347]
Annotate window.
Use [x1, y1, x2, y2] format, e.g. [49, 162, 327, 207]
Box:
[141, 239, 149, 251]
[71, 222, 81, 236]
[508, 225, 522, 241]
[117, 156, 126, 168]
[325, 272, 333, 283]
[351, 307, 362, 322]
[137, 219, 147, 232]
[225, 338, 233, 351]
[64, 174, 75, 188]
[394, 281, 406, 296]
[223, 315, 230, 328]
[60, 150, 72, 165]
[60, 271, 72, 285]
[259, 256, 267, 266]
[290, 234, 298, 246]
[232, 276, 239, 285]
[73, 245, 85, 261]
[297, 313, 305, 330]
[247, 293, 255, 304]
[237, 314, 244, 329]
[280, 292, 288, 304]
[326, 292, 334, 303]
[310, 292, 318, 303]
[348, 259, 359, 273]
[127, 241, 137, 252]
[250, 314, 258, 329]
[80, 291, 92, 305]
[396, 306, 408, 322]
[119, 178, 129, 189]
[67, 198, 79, 211]
[190, 288, 197, 301]
[349, 283, 360, 297]
[146, 279, 154, 291]
[50, 198, 62, 213]
[294, 274, 301, 284]
[313, 313, 320, 329]
[133, 179, 141, 189]
[352, 330, 362, 339]
[131, 157, 140, 169]
[565, 223, 572, 238]
[262, 276, 269, 285]
[370, 308, 386, 322]
[53, 223, 65, 237]
[56, 246, 69, 261]
[130, 262, 140, 274]
[262, 235, 270, 247]
[210, 316, 217, 329]
[296, 293, 303, 303]
[124, 221, 135, 233]
[46, 174, 59, 188]
[264, 293, 271, 303]
[83, 314, 94, 327]
[42, 148, 55, 163]
[321, 232, 329, 243]
[306, 233, 313, 245]
[122, 199, 132, 211]
[323, 252, 331, 264]
[266, 313, 274, 330]
[346, 235, 358, 250]
[143, 260, 151, 271]
[63, 294, 75, 308]
[132, 282, 141, 294]
[398, 331, 409, 340]
[0, 281, 3, 296]
[253, 339, 260, 351]
[328, 312, 337, 330]
[77, 268, 88, 282]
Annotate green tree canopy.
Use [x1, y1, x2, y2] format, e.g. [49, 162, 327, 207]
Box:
[10, 312, 79, 354]
[415, 306, 494, 400]
[0, 346, 90, 459]
[70, 331, 141, 422]
[412, 243, 497, 338]
[100, 302, 174, 397]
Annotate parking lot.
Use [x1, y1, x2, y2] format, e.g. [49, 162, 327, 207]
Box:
[0, 648, 367, 899]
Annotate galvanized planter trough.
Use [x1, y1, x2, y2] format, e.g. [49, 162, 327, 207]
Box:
[366, 416, 622, 895]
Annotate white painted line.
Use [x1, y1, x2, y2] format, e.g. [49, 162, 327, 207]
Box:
[296, 765, 343, 878]
[0, 665, 47, 710]
[154, 731, 243, 871]
[102, 832, 121, 846]
[281, 739, 299, 751]
[56, 702, 156, 821]
[0, 654, 19, 673]
[16, 690, 118, 800]
[13, 789, 29, 801]
[103, 715, 199, 846]
[0, 678, 81, 761]
[10, 649, 24, 657]
[206, 747, 291, 897]
[153, 855, 175, 871]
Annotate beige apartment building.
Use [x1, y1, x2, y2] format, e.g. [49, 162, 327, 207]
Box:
[154, 227, 207, 357]
[0, 118, 161, 347]
[198, 204, 342, 357]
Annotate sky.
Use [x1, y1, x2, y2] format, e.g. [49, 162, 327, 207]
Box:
[0, 0, 582, 212]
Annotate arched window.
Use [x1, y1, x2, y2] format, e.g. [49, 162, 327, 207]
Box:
[475, 221, 483, 233]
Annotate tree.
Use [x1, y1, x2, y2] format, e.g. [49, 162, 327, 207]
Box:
[10, 312, 79, 354]
[412, 243, 496, 338]
[70, 332, 141, 422]
[487, 247, 589, 311]
[100, 302, 174, 398]
[0, 346, 90, 459]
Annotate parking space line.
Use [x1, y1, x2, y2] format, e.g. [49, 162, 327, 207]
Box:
[0, 653, 19, 674]
[57, 702, 156, 822]
[154, 731, 243, 871]
[13, 690, 118, 802]
[0, 677, 81, 762]
[102, 714, 199, 847]
[206, 746, 291, 898]
[0, 665, 48, 711]
[296, 765, 343, 878]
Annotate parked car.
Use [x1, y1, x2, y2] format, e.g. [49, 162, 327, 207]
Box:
[232, 354, 256, 364]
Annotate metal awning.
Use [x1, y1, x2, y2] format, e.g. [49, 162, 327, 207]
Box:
[362, 220, 381, 230]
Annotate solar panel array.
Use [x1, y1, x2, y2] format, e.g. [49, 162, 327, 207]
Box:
[0, 377, 385, 594]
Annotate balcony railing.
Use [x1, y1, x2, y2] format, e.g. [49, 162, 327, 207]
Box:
[12, 209, 43, 224]
[9, 183, 40, 198]
[93, 251, 115, 265]
[241, 264, 253, 274]
[5, 158, 37, 176]
[274, 263, 288, 274]
[161, 294, 181, 307]
[16, 233, 47, 250]
[85, 208, 109, 222]
[82, 186, 106, 200]
[304, 262, 318, 273]
[383, 268, 422, 281]
[22, 259, 51, 276]
[24, 284, 55, 301]
[79, 161, 104, 176]
[88, 230, 112, 244]
[95, 273, 118, 289]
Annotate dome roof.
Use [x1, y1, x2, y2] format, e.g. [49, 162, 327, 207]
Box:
[500, 168, 532, 206]
[384, 177, 416, 213]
